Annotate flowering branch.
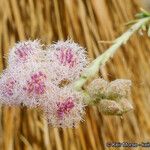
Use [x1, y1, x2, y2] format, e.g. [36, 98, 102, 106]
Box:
[1, 9, 150, 127]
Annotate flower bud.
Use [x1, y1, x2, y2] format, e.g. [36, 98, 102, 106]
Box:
[98, 99, 123, 115]
[98, 98, 133, 116]
[87, 78, 108, 99]
[106, 79, 131, 99]
[118, 98, 133, 113]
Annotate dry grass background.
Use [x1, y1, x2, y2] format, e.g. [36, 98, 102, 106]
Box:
[0, 0, 150, 150]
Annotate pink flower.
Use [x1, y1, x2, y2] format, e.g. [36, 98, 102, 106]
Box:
[8, 40, 43, 66]
[43, 87, 85, 127]
[0, 69, 22, 106]
[16, 62, 56, 108]
[46, 40, 88, 83]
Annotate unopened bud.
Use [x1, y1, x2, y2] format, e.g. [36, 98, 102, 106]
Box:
[98, 99, 123, 115]
[118, 98, 133, 113]
[99, 98, 133, 115]
[106, 79, 131, 99]
[87, 78, 108, 99]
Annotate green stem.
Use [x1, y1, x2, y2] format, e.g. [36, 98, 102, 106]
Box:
[74, 17, 150, 90]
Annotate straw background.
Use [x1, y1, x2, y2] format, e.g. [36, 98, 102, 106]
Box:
[0, 0, 150, 150]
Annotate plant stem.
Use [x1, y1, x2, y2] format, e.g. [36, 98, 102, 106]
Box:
[74, 17, 150, 90]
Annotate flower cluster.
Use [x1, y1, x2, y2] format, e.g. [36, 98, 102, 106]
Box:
[0, 39, 133, 127]
[0, 40, 88, 127]
[87, 78, 133, 115]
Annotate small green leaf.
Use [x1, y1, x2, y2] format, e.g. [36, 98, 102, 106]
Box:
[135, 13, 145, 19]
[140, 8, 150, 17]
[125, 20, 137, 26]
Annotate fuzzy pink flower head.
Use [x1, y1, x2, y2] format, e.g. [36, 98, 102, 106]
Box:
[0, 69, 22, 106]
[17, 63, 54, 108]
[46, 40, 88, 82]
[43, 87, 85, 127]
[0, 65, 52, 108]
[8, 40, 43, 66]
